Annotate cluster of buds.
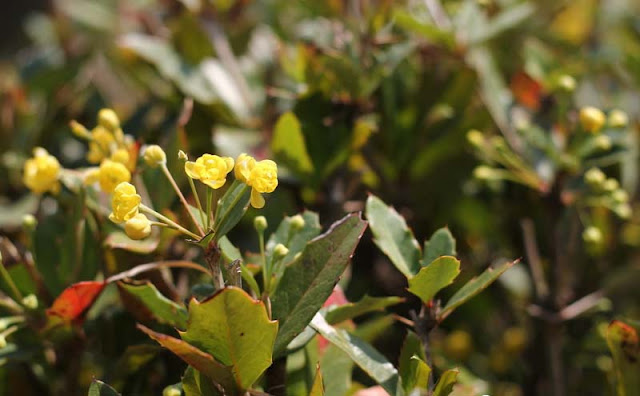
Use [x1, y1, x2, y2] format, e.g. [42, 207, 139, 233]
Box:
[579, 106, 629, 134]
[583, 168, 631, 219]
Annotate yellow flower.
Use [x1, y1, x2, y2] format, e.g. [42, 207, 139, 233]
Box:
[124, 213, 152, 240]
[98, 108, 120, 132]
[185, 154, 234, 189]
[95, 160, 131, 193]
[109, 182, 141, 223]
[87, 126, 115, 164]
[23, 147, 61, 194]
[143, 145, 166, 168]
[579, 106, 606, 134]
[234, 153, 256, 183]
[248, 159, 278, 209]
[110, 148, 130, 165]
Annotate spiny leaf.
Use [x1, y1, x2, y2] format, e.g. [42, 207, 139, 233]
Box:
[137, 324, 236, 393]
[271, 213, 367, 356]
[433, 369, 459, 396]
[605, 320, 640, 396]
[422, 228, 457, 266]
[366, 195, 421, 277]
[117, 281, 188, 329]
[399, 331, 430, 394]
[272, 112, 314, 174]
[180, 287, 278, 390]
[408, 257, 460, 304]
[439, 260, 517, 320]
[310, 313, 404, 396]
[325, 295, 404, 325]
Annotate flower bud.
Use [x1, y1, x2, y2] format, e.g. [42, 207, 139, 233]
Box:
[466, 129, 484, 148]
[612, 189, 629, 204]
[579, 106, 606, 134]
[557, 74, 576, 92]
[594, 135, 612, 151]
[125, 213, 152, 240]
[0, 335, 6, 349]
[178, 150, 188, 161]
[22, 214, 37, 232]
[143, 145, 167, 168]
[98, 108, 120, 131]
[584, 168, 605, 187]
[582, 226, 603, 244]
[614, 203, 632, 219]
[608, 109, 628, 128]
[473, 165, 499, 181]
[162, 387, 181, 396]
[21, 294, 38, 309]
[69, 120, 91, 139]
[290, 214, 305, 230]
[254, 216, 268, 232]
[273, 243, 289, 259]
[603, 178, 619, 192]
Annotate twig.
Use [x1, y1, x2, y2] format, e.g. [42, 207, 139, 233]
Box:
[422, 0, 452, 30]
[520, 218, 550, 299]
[528, 290, 606, 323]
[106, 260, 210, 283]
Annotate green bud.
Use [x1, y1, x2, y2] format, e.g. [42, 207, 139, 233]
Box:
[21, 294, 38, 310]
[612, 189, 629, 204]
[143, 145, 167, 168]
[614, 203, 632, 219]
[580, 106, 606, 134]
[273, 243, 289, 259]
[608, 109, 628, 128]
[594, 135, 612, 151]
[584, 168, 605, 187]
[466, 129, 484, 148]
[582, 226, 603, 244]
[98, 108, 120, 131]
[603, 178, 619, 192]
[162, 387, 181, 396]
[473, 165, 499, 181]
[22, 214, 37, 232]
[178, 150, 188, 161]
[290, 215, 305, 230]
[557, 74, 576, 92]
[253, 216, 267, 232]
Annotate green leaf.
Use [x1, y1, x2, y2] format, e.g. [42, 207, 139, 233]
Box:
[272, 112, 314, 175]
[605, 320, 640, 396]
[182, 366, 223, 396]
[118, 281, 188, 329]
[219, 236, 242, 262]
[408, 257, 461, 304]
[439, 260, 517, 320]
[213, 181, 251, 240]
[422, 228, 457, 266]
[433, 369, 459, 396]
[310, 314, 403, 396]
[266, 211, 322, 268]
[365, 195, 421, 277]
[271, 213, 368, 356]
[319, 344, 354, 396]
[325, 295, 404, 325]
[88, 380, 121, 396]
[137, 324, 237, 393]
[310, 365, 324, 396]
[180, 287, 278, 390]
[399, 331, 430, 394]
[104, 232, 159, 254]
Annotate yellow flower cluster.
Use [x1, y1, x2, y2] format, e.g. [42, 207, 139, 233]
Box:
[71, 108, 138, 193]
[185, 154, 235, 189]
[234, 153, 278, 208]
[23, 147, 61, 194]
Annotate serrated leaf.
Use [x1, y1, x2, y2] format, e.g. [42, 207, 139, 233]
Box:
[439, 260, 517, 320]
[271, 213, 367, 356]
[408, 257, 460, 304]
[213, 181, 251, 240]
[180, 287, 278, 390]
[272, 112, 314, 174]
[325, 295, 404, 325]
[423, 228, 457, 266]
[399, 331, 430, 394]
[433, 369, 459, 396]
[310, 364, 324, 396]
[366, 195, 421, 277]
[137, 324, 236, 393]
[88, 380, 121, 396]
[605, 320, 640, 396]
[118, 281, 188, 329]
[310, 314, 403, 396]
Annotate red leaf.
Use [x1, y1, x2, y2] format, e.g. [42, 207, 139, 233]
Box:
[46, 281, 106, 321]
[510, 71, 544, 111]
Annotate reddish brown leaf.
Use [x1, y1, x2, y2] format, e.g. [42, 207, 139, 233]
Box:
[46, 281, 106, 321]
[510, 71, 544, 111]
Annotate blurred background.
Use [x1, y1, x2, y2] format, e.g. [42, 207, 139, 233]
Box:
[1, 0, 639, 395]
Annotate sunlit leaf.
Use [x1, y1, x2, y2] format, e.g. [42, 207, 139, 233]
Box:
[408, 256, 460, 303]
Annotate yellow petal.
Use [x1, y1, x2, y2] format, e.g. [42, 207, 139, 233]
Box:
[203, 178, 227, 189]
[250, 188, 265, 209]
[184, 161, 200, 179]
[224, 157, 235, 172]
